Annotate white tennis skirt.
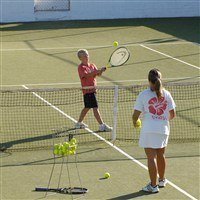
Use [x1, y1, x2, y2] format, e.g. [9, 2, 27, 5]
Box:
[139, 132, 169, 149]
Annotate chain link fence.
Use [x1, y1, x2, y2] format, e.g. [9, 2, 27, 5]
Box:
[34, 0, 70, 12]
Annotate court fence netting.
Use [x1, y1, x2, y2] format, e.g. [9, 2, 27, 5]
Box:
[0, 82, 199, 151]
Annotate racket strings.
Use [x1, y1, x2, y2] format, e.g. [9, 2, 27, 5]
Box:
[109, 47, 130, 67]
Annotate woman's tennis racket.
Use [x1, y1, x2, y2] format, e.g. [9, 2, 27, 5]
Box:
[35, 187, 88, 194]
[106, 46, 130, 68]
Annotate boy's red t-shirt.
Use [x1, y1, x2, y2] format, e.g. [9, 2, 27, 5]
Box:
[78, 63, 97, 95]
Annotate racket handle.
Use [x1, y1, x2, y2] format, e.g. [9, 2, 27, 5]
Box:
[35, 187, 48, 191]
[101, 66, 107, 71]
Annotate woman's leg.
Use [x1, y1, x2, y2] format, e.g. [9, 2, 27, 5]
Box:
[156, 147, 166, 181]
[144, 148, 158, 186]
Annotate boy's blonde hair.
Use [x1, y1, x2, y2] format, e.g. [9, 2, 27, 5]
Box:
[77, 49, 89, 58]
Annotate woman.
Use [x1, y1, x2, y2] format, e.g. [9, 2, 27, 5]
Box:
[132, 69, 176, 193]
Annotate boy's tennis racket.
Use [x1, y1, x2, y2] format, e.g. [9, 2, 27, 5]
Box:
[35, 187, 88, 194]
[106, 46, 130, 68]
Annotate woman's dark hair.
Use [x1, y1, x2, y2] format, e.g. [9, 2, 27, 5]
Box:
[148, 68, 162, 99]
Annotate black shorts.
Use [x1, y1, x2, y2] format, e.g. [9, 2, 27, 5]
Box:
[84, 93, 98, 108]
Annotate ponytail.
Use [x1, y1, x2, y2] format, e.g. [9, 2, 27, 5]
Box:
[148, 68, 163, 99]
[155, 78, 162, 99]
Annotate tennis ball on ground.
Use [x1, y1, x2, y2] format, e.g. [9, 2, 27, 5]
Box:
[135, 119, 142, 128]
[104, 172, 110, 179]
[113, 41, 118, 47]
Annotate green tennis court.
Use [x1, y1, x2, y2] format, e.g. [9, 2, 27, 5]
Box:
[1, 18, 199, 199]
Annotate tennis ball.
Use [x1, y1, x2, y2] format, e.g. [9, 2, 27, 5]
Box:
[62, 146, 68, 154]
[53, 144, 60, 155]
[63, 142, 70, 148]
[71, 145, 77, 151]
[70, 138, 77, 144]
[64, 150, 70, 156]
[58, 145, 64, 155]
[53, 149, 59, 155]
[113, 41, 118, 47]
[54, 144, 59, 149]
[104, 172, 110, 179]
[135, 119, 142, 128]
[69, 150, 76, 155]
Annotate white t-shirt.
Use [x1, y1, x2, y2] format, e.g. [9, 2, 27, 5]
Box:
[134, 88, 176, 135]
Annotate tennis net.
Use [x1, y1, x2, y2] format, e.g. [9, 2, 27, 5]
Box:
[0, 82, 199, 151]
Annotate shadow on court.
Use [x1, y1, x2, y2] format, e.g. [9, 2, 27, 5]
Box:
[1, 148, 199, 168]
[108, 190, 152, 199]
[0, 128, 94, 151]
[2, 18, 199, 44]
[123, 52, 200, 68]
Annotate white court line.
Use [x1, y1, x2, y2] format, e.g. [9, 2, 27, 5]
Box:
[140, 44, 200, 70]
[22, 84, 198, 200]
[0, 41, 195, 51]
[1, 77, 196, 87]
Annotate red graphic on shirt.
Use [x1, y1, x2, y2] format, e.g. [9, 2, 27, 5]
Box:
[148, 97, 167, 115]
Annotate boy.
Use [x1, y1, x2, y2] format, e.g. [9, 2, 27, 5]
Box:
[75, 49, 113, 132]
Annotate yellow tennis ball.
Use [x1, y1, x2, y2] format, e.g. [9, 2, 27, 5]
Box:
[69, 138, 77, 144]
[53, 149, 59, 155]
[53, 144, 60, 155]
[54, 144, 59, 149]
[62, 146, 68, 154]
[69, 150, 75, 155]
[63, 142, 70, 149]
[104, 172, 110, 179]
[113, 41, 118, 47]
[58, 145, 64, 155]
[71, 145, 77, 151]
[72, 150, 76, 155]
[135, 119, 142, 128]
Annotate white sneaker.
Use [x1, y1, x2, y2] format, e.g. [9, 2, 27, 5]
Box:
[142, 183, 159, 193]
[158, 178, 167, 187]
[99, 124, 113, 132]
[75, 122, 88, 129]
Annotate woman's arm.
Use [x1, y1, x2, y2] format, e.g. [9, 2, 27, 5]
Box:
[132, 110, 141, 127]
[169, 109, 176, 120]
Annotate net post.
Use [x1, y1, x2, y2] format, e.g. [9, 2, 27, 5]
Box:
[112, 85, 119, 141]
